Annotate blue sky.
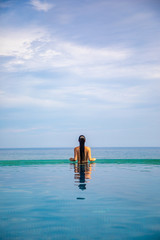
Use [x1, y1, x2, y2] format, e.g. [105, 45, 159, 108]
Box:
[0, 0, 160, 147]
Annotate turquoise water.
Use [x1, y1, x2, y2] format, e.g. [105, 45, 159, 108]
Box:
[0, 148, 160, 240]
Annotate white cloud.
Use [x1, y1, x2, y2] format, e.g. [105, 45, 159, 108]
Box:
[0, 27, 132, 73]
[0, 81, 154, 111]
[0, 26, 160, 113]
[30, 0, 54, 12]
[0, 92, 68, 108]
[0, 27, 49, 60]
[1, 26, 160, 81]
[39, 49, 62, 58]
[71, 64, 160, 79]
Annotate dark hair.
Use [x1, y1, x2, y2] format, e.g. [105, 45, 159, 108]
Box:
[79, 135, 86, 162]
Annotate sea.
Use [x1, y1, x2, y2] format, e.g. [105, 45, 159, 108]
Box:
[0, 147, 160, 240]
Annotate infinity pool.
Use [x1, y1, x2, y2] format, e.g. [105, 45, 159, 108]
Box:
[0, 161, 160, 240]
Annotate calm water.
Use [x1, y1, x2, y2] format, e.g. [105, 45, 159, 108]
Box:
[0, 147, 160, 160]
[0, 148, 160, 240]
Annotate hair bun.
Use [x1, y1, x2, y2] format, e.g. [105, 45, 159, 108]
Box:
[79, 135, 86, 141]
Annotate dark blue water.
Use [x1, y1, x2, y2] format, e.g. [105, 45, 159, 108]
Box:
[0, 147, 160, 160]
[0, 148, 160, 240]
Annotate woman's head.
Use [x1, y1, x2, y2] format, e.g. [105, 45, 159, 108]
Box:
[78, 135, 86, 143]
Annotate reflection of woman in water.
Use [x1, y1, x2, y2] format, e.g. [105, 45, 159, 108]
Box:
[70, 158, 96, 191]
[74, 162, 93, 190]
[69, 135, 96, 163]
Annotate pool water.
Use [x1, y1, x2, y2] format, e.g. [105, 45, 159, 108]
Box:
[0, 161, 160, 240]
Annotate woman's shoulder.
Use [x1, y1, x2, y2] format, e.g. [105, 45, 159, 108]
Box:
[85, 146, 91, 150]
[74, 146, 79, 150]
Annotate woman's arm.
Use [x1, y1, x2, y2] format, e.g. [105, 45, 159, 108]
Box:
[88, 147, 96, 161]
[69, 147, 78, 161]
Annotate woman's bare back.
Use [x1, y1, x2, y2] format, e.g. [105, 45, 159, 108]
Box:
[70, 146, 96, 162]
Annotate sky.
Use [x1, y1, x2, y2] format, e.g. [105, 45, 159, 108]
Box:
[0, 0, 160, 148]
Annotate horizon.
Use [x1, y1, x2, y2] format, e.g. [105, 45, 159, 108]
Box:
[0, 146, 160, 149]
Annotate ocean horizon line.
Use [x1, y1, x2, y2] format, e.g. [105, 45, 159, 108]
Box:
[0, 146, 160, 149]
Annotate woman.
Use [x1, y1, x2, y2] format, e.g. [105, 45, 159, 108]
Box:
[69, 135, 96, 163]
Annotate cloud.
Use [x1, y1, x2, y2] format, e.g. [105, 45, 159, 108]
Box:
[30, 0, 54, 12]
[0, 27, 49, 60]
[0, 81, 156, 111]
[0, 27, 131, 73]
[1, 26, 160, 81]
[0, 32, 129, 64]
[0, 91, 68, 109]
[0, 25, 160, 113]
